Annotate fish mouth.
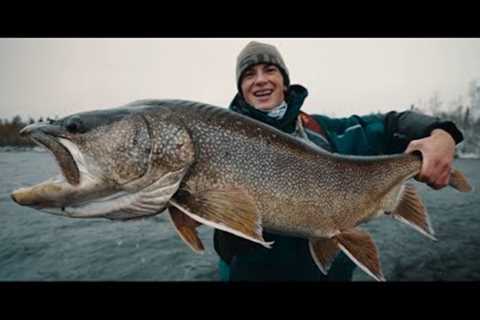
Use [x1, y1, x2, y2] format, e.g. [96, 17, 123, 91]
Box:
[11, 128, 106, 211]
[29, 131, 81, 186]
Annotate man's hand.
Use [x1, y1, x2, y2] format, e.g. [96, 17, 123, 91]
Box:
[404, 129, 456, 190]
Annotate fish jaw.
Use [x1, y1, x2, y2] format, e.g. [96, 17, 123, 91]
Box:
[10, 166, 120, 218]
[62, 167, 189, 220]
[11, 104, 196, 221]
[24, 124, 82, 186]
[11, 168, 187, 221]
[11, 128, 115, 212]
[11, 177, 73, 209]
[11, 119, 137, 218]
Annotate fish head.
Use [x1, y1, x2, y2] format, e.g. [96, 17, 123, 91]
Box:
[11, 104, 195, 220]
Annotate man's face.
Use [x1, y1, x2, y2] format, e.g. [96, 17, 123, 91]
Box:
[240, 64, 286, 111]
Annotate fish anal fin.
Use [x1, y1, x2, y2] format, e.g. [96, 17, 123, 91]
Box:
[449, 168, 472, 192]
[168, 206, 204, 254]
[335, 228, 385, 282]
[169, 187, 273, 249]
[392, 184, 436, 240]
[309, 237, 340, 275]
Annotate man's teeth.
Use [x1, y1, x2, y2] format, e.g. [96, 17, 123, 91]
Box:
[254, 90, 273, 97]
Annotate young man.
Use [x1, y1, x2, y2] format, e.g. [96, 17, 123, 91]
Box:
[213, 41, 464, 281]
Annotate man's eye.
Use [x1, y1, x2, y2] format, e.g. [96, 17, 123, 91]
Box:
[266, 67, 277, 73]
[244, 72, 254, 78]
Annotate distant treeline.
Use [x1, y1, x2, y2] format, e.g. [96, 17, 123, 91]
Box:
[429, 106, 480, 156]
[0, 116, 41, 147]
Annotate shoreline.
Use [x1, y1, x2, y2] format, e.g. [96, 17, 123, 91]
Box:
[0, 146, 44, 152]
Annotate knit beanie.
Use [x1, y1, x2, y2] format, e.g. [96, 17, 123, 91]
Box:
[236, 41, 290, 92]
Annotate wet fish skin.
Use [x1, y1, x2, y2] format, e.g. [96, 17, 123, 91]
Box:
[161, 101, 423, 237]
[10, 99, 472, 281]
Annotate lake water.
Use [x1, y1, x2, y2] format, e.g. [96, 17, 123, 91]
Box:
[1, 151, 480, 281]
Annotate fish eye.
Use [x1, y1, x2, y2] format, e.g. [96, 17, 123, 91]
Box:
[65, 117, 85, 134]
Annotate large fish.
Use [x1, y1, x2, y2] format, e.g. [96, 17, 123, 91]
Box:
[11, 100, 472, 281]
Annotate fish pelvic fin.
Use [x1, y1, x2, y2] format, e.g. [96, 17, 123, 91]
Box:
[168, 206, 205, 254]
[169, 188, 273, 249]
[335, 228, 386, 282]
[309, 238, 340, 275]
[449, 168, 472, 192]
[392, 184, 436, 241]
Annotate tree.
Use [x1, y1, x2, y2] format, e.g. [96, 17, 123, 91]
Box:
[468, 79, 480, 120]
[464, 107, 471, 130]
[428, 91, 443, 116]
[12, 115, 22, 126]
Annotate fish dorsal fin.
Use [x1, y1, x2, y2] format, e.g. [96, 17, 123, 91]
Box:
[309, 238, 340, 275]
[168, 188, 273, 249]
[392, 183, 436, 240]
[335, 228, 385, 282]
[168, 206, 204, 254]
[449, 168, 472, 192]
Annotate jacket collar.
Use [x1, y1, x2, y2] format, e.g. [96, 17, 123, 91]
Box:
[229, 84, 309, 133]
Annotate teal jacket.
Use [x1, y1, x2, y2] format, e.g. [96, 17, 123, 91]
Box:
[214, 84, 463, 281]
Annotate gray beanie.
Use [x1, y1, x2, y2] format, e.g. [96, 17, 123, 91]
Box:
[236, 41, 290, 91]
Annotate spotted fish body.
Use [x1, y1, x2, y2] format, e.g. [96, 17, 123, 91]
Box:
[11, 99, 471, 281]
[157, 101, 419, 235]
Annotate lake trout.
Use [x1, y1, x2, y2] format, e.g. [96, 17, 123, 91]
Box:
[10, 99, 472, 281]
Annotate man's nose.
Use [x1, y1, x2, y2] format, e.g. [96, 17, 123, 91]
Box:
[254, 71, 267, 85]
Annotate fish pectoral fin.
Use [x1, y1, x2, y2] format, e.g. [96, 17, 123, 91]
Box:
[168, 206, 205, 254]
[334, 228, 385, 282]
[449, 168, 472, 192]
[168, 188, 273, 249]
[309, 238, 340, 275]
[392, 183, 436, 240]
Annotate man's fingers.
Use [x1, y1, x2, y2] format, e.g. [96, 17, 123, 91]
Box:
[426, 164, 451, 190]
[434, 168, 451, 189]
[406, 130, 456, 191]
[417, 160, 443, 185]
[416, 157, 433, 183]
[429, 174, 448, 189]
[405, 140, 421, 155]
[406, 141, 426, 182]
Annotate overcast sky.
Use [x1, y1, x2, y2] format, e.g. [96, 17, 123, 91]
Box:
[1, 38, 480, 121]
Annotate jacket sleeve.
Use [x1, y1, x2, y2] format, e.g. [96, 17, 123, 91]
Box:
[313, 111, 464, 155]
[383, 111, 464, 154]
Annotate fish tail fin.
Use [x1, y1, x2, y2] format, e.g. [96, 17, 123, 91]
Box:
[391, 183, 436, 241]
[449, 168, 472, 192]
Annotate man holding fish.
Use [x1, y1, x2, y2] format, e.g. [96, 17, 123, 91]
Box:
[11, 41, 470, 282]
[214, 41, 465, 281]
